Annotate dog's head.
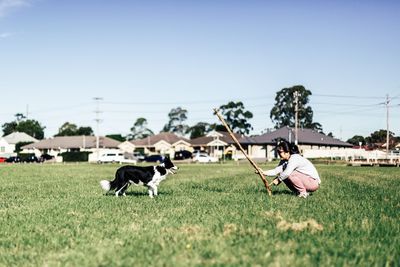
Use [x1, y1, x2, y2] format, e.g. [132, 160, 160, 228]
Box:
[161, 156, 178, 174]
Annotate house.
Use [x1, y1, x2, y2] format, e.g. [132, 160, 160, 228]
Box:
[128, 132, 191, 158]
[190, 131, 242, 158]
[118, 140, 136, 154]
[239, 126, 353, 160]
[21, 135, 121, 162]
[0, 132, 38, 158]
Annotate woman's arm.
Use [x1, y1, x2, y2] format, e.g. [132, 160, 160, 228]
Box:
[278, 155, 301, 181]
[263, 165, 283, 176]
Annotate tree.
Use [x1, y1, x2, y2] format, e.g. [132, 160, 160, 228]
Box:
[128, 117, 154, 140]
[55, 122, 94, 136]
[1, 114, 45, 139]
[76, 127, 94, 136]
[367, 129, 394, 143]
[2, 121, 18, 136]
[187, 122, 212, 139]
[365, 129, 396, 149]
[162, 107, 189, 136]
[270, 85, 322, 132]
[55, 122, 78, 136]
[15, 113, 26, 122]
[347, 135, 366, 146]
[16, 120, 45, 139]
[15, 141, 34, 152]
[217, 101, 253, 135]
[106, 134, 126, 142]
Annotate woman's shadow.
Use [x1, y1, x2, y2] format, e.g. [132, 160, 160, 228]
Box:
[270, 190, 295, 196]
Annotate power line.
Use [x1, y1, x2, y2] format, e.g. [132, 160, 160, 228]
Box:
[313, 94, 385, 99]
[312, 102, 382, 107]
[102, 95, 274, 106]
[316, 106, 385, 115]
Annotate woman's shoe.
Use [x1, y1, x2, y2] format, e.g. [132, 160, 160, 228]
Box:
[298, 192, 309, 198]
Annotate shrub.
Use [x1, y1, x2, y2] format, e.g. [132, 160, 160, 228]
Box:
[15, 142, 34, 152]
[60, 151, 92, 162]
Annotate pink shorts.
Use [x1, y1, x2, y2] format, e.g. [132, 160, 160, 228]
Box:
[283, 170, 319, 194]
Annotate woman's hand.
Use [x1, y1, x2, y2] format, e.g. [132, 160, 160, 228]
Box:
[254, 169, 265, 175]
[272, 178, 281, 186]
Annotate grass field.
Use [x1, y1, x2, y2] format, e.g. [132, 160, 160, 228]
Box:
[0, 162, 399, 267]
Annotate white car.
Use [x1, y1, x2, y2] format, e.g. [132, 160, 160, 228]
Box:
[98, 153, 137, 164]
[192, 153, 219, 163]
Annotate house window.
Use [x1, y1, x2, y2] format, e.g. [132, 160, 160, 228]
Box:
[0, 146, 4, 152]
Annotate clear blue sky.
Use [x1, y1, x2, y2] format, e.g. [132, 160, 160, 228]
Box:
[1, 0, 399, 140]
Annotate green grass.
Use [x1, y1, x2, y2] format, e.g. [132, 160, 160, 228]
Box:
[0, 162, 399, 267]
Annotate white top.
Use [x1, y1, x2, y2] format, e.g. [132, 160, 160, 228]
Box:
[264, 154, 321, 184]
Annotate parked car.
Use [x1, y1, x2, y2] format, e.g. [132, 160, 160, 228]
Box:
[23, 155, 39, 163]
[5, 156, 21, 163]
[391, 150, 400, 155]
[121, 152, 139, 164]
[192, 150, 208, 158]
[144, 154, 164, 163]
[0, 157, 7, 163]
[174, 150, 192, 160]
[39, 154, 55, 162]
[133, 152, 145, 162]
[192, 153, 219, 163]
[98, 153, 137, 164]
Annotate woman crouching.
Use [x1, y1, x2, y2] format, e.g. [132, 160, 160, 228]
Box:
[263, 140, 321, 198]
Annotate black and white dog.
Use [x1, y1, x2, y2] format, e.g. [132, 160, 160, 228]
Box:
[100, 157, 178, 198]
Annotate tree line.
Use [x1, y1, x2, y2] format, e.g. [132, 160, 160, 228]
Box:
[2, 85, 399, 148]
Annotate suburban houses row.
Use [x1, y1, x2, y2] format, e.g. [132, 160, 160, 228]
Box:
[2, 126, 387, 163]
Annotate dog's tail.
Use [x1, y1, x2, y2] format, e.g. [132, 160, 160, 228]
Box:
[100, 180, 111, 192]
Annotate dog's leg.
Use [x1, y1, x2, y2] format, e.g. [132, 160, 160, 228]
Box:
[153, 185, 158, 196]
[148, 188, 154, 198]
[115, 183, 128, 197]
[147, 184, 155, 198]
[120, 183, 130, 196]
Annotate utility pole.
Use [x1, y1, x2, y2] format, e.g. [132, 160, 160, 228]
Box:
[26, 104, 29, 119]
[94, 97, 103, 161]
[386, 94, 390, 157]
[294, 90, 299, 145]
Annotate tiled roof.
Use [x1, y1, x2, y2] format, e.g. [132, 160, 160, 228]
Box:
[190, 131, 241, 146]
[237, 136, 258, 144]
[21, 136, 121, 149]
[130, 132, 190, 147]
[241, 126, 352, 147]
[3, 132, 38, 144]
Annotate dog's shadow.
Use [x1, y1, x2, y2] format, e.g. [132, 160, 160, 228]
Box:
[103, 190, 173, 197]
[126, 191, 172, 197]
[124, 191, 148, 197]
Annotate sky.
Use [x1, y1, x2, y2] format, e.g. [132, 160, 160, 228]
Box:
[1, 0, 399, 141]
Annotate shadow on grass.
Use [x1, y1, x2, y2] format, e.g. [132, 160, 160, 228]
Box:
[271, 190, 296, 196]
[101, 191, 173, 197]
[126, 191, 173, 197]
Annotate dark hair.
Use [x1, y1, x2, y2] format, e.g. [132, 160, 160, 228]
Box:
[277, 140, 299, 155]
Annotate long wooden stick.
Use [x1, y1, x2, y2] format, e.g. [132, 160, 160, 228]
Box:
[213, 108, 272, 196]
